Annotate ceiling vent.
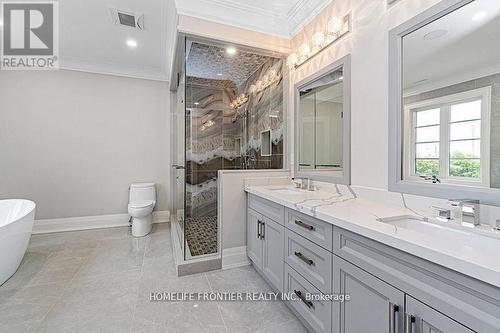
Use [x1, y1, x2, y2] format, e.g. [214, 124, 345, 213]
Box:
[108, 7, 144, 30]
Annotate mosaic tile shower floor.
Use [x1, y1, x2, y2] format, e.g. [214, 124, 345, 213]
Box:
[185, 216, 218, 256]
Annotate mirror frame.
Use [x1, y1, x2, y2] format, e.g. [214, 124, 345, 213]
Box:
[294, 55, 351, 184]
[388, 0, 500, 206]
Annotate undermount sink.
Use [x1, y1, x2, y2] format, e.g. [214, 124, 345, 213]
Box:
[267, 187, 307, 195]
[377, 215, 500, 249]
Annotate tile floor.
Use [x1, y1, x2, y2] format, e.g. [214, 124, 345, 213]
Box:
[0, 224, 307, 333]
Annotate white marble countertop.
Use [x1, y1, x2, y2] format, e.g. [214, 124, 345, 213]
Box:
[245, 184, 500, 288]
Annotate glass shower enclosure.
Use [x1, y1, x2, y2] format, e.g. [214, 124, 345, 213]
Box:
[172, 36, 286, 265]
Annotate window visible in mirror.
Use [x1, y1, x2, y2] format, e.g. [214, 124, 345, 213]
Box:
[404, 87, 491, 186]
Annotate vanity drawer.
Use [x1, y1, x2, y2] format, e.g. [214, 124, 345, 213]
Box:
[285, 208, 333, 251]
[284, 264, 332, 333]
[248, 194, 284, 225]
[285, 229, 332, 294]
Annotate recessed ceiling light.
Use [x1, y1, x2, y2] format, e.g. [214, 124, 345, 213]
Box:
[126, 39, 138, 48]
[216, 73, 223, 76]
[226, 46, 237, 55]
[423, 29, 448, 40]
[472, 11, 487, 21]
[194, 102, 200, 105]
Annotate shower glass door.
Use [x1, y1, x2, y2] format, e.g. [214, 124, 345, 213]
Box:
[180, 36, 286, 261]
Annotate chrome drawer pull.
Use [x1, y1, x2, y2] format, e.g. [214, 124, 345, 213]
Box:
[404, 313, 415, 333]
[294, 251, 314, 266]
[295, 220, 314, 231]
[257, 220, 261, 239]
[294, 290, 314, 309]
[389, 303, 399, 333]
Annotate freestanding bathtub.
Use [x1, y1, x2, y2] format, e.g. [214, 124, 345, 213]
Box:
[0, 199, 36, 286]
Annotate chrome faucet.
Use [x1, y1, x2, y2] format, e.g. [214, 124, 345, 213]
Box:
[293, 178, 317, 191]
[449, 199, 480, 227]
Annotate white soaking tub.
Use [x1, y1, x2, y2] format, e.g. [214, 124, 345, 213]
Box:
[0, 199, 36, 286]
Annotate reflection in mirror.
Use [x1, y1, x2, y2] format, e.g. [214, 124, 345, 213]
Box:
[402, 0, 499, 189]
[298, 68, 344, 172]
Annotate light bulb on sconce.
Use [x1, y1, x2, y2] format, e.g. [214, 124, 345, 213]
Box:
[299, 43, 311, 57]
[328, 17, 342, 35]
[313, 31, 325, 47]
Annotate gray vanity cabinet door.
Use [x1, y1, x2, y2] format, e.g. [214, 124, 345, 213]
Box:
[406, 296, 475, 333]
[247, 208, 263, 270]
[333, 256, 405, 333]
[262, 217, 284, 292]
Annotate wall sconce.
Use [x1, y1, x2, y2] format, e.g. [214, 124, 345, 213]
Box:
[230, 94, 248, 109]
[289, 13, 351, 69]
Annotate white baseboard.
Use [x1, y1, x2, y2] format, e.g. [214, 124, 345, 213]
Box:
[33, 210, 170, 234]
[222, 246, 250, 270]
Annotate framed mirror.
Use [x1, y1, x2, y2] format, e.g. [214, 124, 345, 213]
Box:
[294, 55, 351, 184]
[389, 0, 500, 205]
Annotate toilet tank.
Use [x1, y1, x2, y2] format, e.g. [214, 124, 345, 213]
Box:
[129, 183, 156, 204]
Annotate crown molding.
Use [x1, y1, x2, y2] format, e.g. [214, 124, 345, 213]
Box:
[59, 56, 168, 82]
[175, 0, 332, 38]
[289, 0, 333, 37]
[176, 5, 291, 38]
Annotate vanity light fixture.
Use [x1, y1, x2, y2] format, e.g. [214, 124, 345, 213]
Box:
[313, 31, 326, 47]
[289, 13, 351, 69]
[200, 119, 215, 131]
[230, 94, 248, 109]
[249, 67, 281, 95]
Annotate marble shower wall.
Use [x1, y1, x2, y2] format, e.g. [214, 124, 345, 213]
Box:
[404, 72, 500, 188]
[184, 57, 285, 221]
[240, 58, 285, 169]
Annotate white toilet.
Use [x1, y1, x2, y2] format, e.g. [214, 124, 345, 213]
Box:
[128, 183, 156, 237]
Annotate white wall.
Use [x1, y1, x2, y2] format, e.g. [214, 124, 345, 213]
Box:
[289, 0, 443, 189]
[0, 70, 170, 219]
[218, 170, 291, 250]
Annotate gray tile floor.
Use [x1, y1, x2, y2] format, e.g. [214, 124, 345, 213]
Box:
[0, 224, 307, 333]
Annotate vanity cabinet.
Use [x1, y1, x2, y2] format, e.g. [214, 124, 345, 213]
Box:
[247, 208, 263, 269]
[246, 193, 500, 333]
[247, 194, 285, 292]
[406, 296, 474, 333]
[333, 256, 405, 333]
